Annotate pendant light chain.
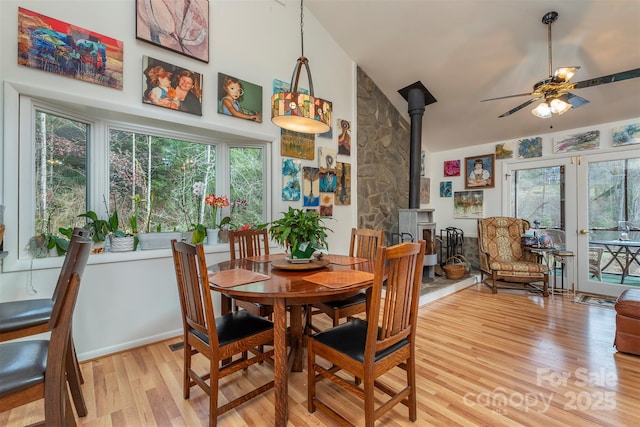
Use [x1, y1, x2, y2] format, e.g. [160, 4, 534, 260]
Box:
[300, 0, 305, 58]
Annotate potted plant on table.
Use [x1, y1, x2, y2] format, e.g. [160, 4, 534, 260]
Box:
[269, 207, 331, 259]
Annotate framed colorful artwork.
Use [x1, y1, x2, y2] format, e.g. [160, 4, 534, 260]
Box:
[554, 130, 600, 153]
[464, 154, 495, 189]
[303, 167, 320, 207]
[136, 0, 209, 63]
[495, 142, 513, 159]
[282, 159, 301, 201]
[518, 137, 542, 159]
[444, 160, 460, 177]
[337, 119, 351, 155]
[612, 123, 640, 146]
[320, 193, 334, 217]
[335, 162, 351, 205]
[281, 129, 314, 160]
[421, 151, 426, 176]
[454, 190, 484, 219]
[217, 73, 262, 122]
[319, 170, 337, 192]
[440, 181, 452, 197]
[420, 177, 430, 204]
[18, 8, 124, 89]
[318, 147, 337, 170]
[142, 56, 202, 115]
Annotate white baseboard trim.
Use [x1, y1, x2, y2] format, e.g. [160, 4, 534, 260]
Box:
[419, 274, 480, 306]
[77, 328, 182, 362]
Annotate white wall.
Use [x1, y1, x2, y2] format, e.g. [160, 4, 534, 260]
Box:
[425, 117, 640, 238]
[0, 0, 356, 360]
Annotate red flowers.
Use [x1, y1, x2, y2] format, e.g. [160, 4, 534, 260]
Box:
[204, 194, 229, 229]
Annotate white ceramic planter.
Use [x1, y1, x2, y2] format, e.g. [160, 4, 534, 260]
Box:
[109, 234, 135, 252]
[206, 229, 219, 245]
[137, 232, 183, 250]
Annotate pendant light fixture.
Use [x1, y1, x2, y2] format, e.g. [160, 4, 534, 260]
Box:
[271, 0, 331, 134]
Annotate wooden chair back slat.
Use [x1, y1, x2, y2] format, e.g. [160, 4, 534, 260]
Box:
[350, 228, 384, 261]
[229, 229, 269, 260]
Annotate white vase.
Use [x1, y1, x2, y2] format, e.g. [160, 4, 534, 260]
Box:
[109, 234, 135, 252]
[206, 229, 219, 245]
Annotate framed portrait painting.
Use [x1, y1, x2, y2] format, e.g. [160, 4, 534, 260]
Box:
[464, 154, 495, 189]
[217, 73, 262, 122]
[136, 0, 209, 63]
[142, 56, 202, 116]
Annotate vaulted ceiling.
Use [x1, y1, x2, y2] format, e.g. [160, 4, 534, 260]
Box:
[307, 0, 640, 152]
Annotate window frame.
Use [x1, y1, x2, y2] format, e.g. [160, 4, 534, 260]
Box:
[3, 84, 271, 272]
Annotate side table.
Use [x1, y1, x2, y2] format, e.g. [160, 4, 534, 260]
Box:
[551, 250, 575, 296]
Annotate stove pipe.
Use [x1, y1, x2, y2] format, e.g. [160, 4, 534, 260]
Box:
[408, 88, 425, 209]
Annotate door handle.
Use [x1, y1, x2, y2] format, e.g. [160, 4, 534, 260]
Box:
[579, 229, 590, 234]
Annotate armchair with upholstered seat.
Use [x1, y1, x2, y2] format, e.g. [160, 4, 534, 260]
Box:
[477, 216, 549, 296]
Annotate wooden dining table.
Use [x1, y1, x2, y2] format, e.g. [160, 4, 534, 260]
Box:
[207, 254, 374, 427]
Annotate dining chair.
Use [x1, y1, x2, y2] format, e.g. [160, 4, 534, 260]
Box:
[0, 271, 82, 426]
[0, 230, 93, 417]
[307, 240, 426, 426]
[170, 240, 275, 426]
[306, 228, 384, 334]
[477, 216, 549, 296]
[589, 246, 604, 281]
[228, 228, 274, 318]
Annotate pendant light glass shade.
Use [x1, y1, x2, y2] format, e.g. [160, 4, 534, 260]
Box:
[271, 0, 331, 134]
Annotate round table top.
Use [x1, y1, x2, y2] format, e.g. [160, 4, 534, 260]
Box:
[207, 257, 375, 305]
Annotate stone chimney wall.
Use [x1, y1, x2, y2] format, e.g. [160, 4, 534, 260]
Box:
[356, 66, 410, 245]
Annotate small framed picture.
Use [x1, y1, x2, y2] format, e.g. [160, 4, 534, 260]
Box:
[464, 154, 495, 189]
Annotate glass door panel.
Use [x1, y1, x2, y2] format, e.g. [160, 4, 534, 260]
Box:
[577, 151, 640, 295]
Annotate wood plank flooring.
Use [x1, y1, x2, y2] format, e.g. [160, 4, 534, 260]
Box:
[2, 284, 639, 426]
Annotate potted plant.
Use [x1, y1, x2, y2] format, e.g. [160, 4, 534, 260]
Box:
[269, 207, 331, 258]
[204, 193, 230, 245]
[106, 209, 135, 252]
[78, 210, 109, 254]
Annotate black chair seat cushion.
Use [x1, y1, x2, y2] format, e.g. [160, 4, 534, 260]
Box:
[0, 299, 53, 332]
[311, 318, 408, 363]
[190, 310, 273, 346]
[321, 292, 367, 310]
[0, 340, 48, 397]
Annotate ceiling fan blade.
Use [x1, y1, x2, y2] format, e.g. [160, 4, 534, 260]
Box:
[562, 92, 590, 109]
[498, 96, 542, 118]
[481, 92, 533, 102]
[573, 67, 640, 89]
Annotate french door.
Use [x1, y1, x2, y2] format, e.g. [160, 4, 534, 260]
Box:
[505, 146, 640, 297]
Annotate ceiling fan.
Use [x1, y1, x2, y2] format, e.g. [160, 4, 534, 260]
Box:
[482, 11, 640, 118]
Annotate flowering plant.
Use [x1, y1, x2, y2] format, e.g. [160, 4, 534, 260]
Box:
[204, 193, 230, 230]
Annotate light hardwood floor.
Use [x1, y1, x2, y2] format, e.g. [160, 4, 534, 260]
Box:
[2, 284, 639, 426]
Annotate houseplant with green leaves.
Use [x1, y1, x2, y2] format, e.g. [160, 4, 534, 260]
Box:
[268, 207, 331, 258]
[78, 210, 109, 253]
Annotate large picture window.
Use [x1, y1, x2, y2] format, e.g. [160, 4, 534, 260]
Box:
[14, 95, 268, 265]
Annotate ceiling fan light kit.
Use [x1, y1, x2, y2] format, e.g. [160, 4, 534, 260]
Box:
[481, 11, 640, 119]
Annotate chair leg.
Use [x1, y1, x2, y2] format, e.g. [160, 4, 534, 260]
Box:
[491, 271, 498, 294]
[407, 351, 417, 421]
[184, 343, 192, 399]
[364, 374, 375, 427]
[65, 339, 87, 417]
[209, 360, 220, 427]
[307, 342, 316, 413]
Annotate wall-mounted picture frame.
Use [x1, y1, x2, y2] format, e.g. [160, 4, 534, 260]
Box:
[553, 130, 600, 153]
[454, 190, 484, 219]
[337, 119, 351, 155]
[18, 8, 124, 90]
[136, 0, 209, 63]
[142, 56, 202, 115]
[217, 72, 262, 122]
[443, 160, 460, 177]
[464, 154, 495, 189]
